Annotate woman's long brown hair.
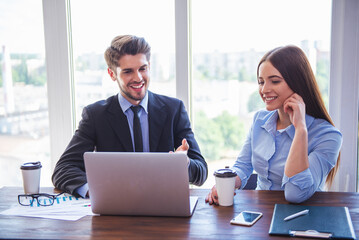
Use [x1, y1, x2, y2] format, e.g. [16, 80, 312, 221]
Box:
[257, 45, 340, 188]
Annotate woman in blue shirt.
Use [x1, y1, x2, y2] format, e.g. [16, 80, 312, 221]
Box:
[205, 45, 342, 204]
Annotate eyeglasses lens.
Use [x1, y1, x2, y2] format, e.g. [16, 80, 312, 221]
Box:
[38, 195, 55, 206]
[19, 196, 34, 206]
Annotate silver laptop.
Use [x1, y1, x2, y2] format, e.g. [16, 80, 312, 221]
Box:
[84, 152, 198, 217]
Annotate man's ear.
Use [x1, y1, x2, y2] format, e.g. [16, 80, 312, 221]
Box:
[107, 68, 116, 81]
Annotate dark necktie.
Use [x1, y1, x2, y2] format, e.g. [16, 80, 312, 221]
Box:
[130, 106, 143, 152]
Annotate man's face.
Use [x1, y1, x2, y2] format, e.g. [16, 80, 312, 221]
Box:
[108, 54, 150, 105]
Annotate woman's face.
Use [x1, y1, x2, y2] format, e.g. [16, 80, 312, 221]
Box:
[258, 61, 294, 111]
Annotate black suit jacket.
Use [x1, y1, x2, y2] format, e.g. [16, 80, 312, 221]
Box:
[52, 91, 208, 196]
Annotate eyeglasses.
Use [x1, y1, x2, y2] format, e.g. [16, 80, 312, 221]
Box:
[18, 192, 65, 206]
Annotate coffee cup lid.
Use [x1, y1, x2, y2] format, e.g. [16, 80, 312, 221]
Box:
[20, 161, 42, 170]
[214, 166, 237, 178]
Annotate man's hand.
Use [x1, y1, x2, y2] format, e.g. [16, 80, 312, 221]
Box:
[175, 138, 189, 153]
[170, 138, 190, 164]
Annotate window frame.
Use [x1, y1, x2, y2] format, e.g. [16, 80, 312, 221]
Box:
[329, 0, 359, 191]
[42, 0, 74, 171]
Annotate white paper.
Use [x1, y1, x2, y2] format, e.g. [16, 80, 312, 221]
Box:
[0, 194, 96, 221]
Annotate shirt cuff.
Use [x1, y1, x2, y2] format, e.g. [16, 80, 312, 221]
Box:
[232, 168, 248, 189]
[282, 168, 314, 190]
[76, 183, 89, 198]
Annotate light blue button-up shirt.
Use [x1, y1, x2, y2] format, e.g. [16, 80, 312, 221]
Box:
[232, 110, 342, 203]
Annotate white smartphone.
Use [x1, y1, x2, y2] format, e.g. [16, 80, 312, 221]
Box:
[230, 211, 263, 226]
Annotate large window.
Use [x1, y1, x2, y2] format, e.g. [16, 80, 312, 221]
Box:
[0, 0, 51, 187]
[70, 0, 176, 124]
[3, 0, 356, 192]
[191, 0, 332, 188]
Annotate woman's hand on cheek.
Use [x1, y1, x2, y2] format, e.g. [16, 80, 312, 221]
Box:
[284, 93, 306, 128]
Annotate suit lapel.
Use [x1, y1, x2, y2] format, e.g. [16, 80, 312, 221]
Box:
[106, 95, 134, 152]
[148, 91, 167, 151]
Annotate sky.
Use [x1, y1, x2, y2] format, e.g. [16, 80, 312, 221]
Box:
[191, 0, 332, 52]
[0, 0, 332, 55]
[0, 0, 45, 54]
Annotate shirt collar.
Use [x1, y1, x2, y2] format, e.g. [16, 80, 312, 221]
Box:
[261, 111, 278, 135]
[118, 91, 149, 114]
[261, 110, 315, 139]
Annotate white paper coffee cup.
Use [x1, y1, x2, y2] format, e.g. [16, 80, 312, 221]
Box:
[20, 161, 42, 194]
[214, 167, 237, 206]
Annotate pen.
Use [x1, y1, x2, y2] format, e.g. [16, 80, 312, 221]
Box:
[284, 209, 309, 221]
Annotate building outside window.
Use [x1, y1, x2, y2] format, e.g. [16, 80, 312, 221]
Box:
[0, 0, 51, 187]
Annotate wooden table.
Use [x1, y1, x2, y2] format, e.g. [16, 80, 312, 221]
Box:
[0, 187, 358, 239]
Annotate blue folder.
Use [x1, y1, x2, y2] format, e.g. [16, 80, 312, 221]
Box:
[269, 204, 356, 239]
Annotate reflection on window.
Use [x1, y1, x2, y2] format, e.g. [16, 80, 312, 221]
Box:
[191, 0, 332, 188]
[0, 0, 50, 187]
[70, 0, 176, 125]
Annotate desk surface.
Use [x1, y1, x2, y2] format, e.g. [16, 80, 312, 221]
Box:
[0, 187, 358, 239]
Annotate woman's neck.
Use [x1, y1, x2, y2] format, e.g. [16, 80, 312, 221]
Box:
[276, 108, 291, 130]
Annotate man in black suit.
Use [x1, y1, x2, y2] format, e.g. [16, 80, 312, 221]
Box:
[52, 35, 208, 198]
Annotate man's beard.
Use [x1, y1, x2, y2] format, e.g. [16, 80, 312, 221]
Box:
[119, 81, 147, 102]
